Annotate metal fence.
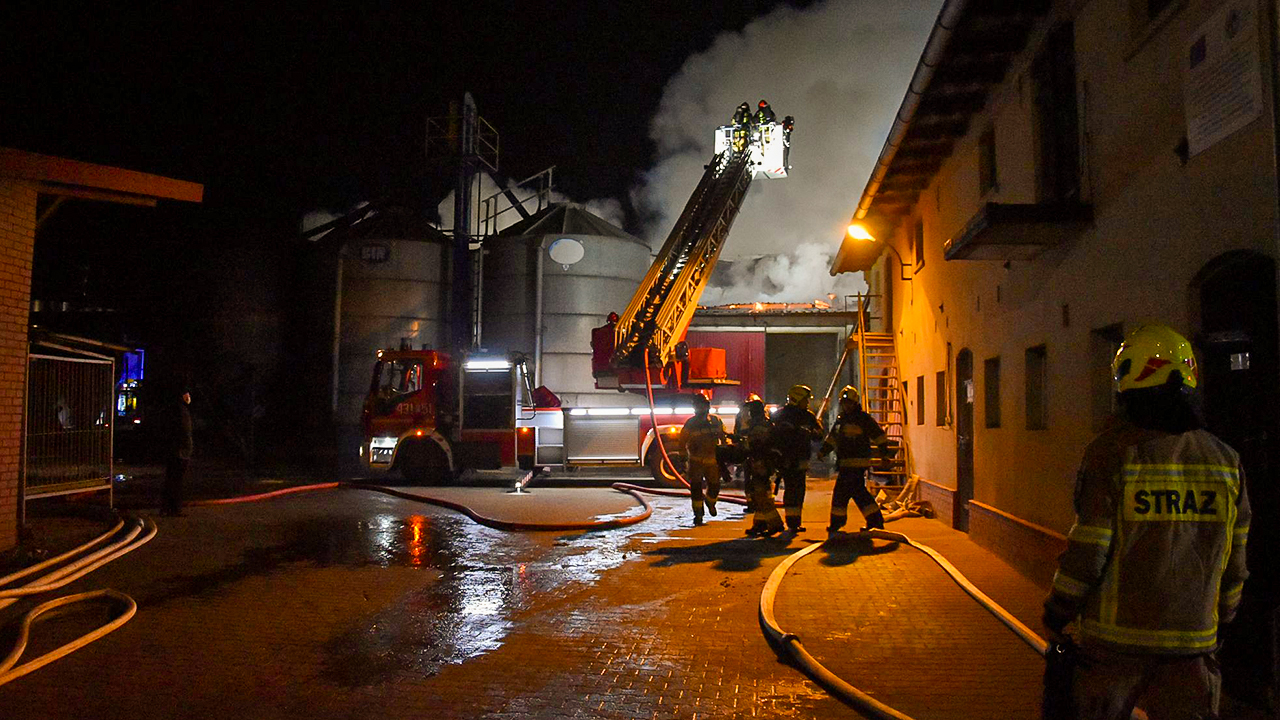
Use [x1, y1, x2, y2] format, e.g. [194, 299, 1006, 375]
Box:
[24, 353, 114, 502]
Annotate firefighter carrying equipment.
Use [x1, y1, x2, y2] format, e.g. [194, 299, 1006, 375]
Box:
[787, 384, 813, 407]
[1044, 417, 1250, 656]
[821, 406, 890, 532]
[1113, 324, 1198, 393]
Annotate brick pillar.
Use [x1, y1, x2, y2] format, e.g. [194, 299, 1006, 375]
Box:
[0, 180, 35, 551]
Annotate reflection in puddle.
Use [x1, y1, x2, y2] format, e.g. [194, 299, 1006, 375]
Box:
[320, 496, 694, 687]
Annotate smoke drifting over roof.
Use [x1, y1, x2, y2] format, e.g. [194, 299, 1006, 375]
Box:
[636, 0, 941, 302]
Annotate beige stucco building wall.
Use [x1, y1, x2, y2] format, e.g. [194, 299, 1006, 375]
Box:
[882, 0, 1279, 542]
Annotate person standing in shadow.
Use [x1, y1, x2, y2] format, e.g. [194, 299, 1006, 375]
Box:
[162, 387, 193, 517]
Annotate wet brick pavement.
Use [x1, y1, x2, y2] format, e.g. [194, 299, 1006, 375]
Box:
[1, 475, 1061, 719]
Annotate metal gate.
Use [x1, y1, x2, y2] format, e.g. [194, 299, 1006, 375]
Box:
[24, 353, 114, 503]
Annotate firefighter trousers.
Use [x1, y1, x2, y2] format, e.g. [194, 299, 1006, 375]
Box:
[778, 464, 807, 529]
[745, 460, 783, 533]
[830, 468, 883, 531]
[687, 459, 720, 518]
[1069, 645, 1220, 720]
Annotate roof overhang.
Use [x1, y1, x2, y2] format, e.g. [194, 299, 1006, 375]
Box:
[848, 0, 1051, 229]
[943, 202, 1093, 260]
[0, 147, 203, 206]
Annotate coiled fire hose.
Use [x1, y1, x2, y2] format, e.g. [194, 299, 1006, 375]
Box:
[0, 514, 157, 686]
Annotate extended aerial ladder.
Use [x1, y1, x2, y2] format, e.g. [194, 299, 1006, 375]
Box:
[592, 106, 793, 393]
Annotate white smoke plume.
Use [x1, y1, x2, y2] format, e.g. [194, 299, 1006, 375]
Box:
[637, 0, 942, 301]
[701, 243, 869, 305]
[437, 174, 627, 235]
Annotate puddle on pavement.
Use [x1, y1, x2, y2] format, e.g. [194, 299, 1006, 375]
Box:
[317, 497, 696, 687]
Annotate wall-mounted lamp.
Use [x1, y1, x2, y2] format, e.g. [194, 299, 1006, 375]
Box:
[847, 222, 912, 281]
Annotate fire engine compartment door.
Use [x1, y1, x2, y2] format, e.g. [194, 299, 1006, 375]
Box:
[564, 415, 641, 463]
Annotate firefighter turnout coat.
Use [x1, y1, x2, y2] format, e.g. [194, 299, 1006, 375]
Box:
[681, 413, 726, 466]
[1045, 418, 1250, 655]
[769, 405, 822, 469]
[820, 409, 890, 469]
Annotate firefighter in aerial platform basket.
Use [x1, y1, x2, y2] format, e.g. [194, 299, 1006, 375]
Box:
[731, 102, 752, 153]
[737, 394, 784, 537]
[820, 385, 889, 534]
[770, 384, 823, 532]
[1041, 324, 1250, 720]
[680, 393, 726, 526]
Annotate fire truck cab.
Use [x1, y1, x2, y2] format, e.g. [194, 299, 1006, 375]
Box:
[361, 349, 536, 482]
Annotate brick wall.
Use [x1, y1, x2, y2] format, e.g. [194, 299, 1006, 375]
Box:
[917, 477, 955, 527]
[969, 501, 1068, 589]
[0, 180, 34, 552]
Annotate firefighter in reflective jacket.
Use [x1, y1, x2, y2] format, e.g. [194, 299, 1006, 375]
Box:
[681, 394, 725, 526]
[1043, 325, 1250, 720]
[820, 386, 888, 533]
[769, 385, 822, 532]
[736, 394, 784, 537]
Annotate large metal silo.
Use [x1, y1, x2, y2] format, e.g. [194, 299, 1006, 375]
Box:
[322, 207, 449, 431]
[482, 204, 650, 407]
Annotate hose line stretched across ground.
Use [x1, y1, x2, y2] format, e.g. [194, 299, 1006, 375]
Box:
[0, 515, 156, 687]
[191, 482, 658, 531]
[759, 529, 1148, 720]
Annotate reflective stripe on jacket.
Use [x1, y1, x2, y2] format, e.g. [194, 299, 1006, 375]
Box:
[769, 405, 821, 466]
[1045, 420, 1250, 655]
[681, 414, 725, 463]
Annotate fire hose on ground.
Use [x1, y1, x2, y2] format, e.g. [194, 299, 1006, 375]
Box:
[758, 529, 1147, 720]
[0, 515, 157, 687]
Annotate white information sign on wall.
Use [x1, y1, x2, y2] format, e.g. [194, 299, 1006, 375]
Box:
[1184, 0, 1263, 156]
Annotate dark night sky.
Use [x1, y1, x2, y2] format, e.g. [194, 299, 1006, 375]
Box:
[2, 1, 820, 235]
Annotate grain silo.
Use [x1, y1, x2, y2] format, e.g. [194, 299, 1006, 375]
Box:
[310, 205, 450, 441]
[481, 203, 649, 406]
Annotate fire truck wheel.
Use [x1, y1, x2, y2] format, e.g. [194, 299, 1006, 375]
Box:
[397, 440, 452, 486]
[645, 447, 686, 486]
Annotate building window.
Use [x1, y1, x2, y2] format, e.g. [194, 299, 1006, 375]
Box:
[935, 370, 947, 426]
[916, 374, 925, 426]
[984, 356, 1001, 428]
[913, 217, 925, 271]
[978, 126, 998, 196]
[1032, 23, 1080, 202]
[1090, 324, 1125, 432]
[1025, 345, 1048, 430]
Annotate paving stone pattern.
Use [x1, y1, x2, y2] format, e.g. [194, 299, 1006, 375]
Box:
[2, 478, 1055, 719]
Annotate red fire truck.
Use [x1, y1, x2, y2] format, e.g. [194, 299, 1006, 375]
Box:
[360, 347, 760, 483]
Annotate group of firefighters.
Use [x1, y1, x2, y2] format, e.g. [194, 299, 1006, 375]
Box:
[729, 100, 795, 153]
[678, 381, 892, 536]
[678, 324, 1252, 719]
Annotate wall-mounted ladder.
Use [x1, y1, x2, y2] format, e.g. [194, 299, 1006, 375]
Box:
[851, 295, 911, 485]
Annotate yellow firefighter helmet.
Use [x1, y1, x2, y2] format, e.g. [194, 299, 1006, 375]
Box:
[838, 385, 860, 406]
[1113, 324, 1199, 393]
[787, 384, 813, 406]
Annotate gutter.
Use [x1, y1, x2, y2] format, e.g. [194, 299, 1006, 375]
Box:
[855, 0, 970, 220]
